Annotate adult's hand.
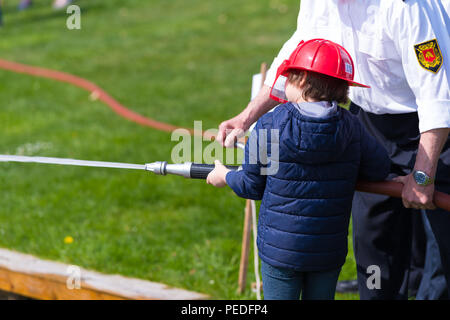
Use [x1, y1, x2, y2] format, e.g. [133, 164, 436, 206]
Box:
[393, 174, 436, 210]
[217, 85, 278, 147]
[217, 116, 246, 148]
[394, 127, 449, 210]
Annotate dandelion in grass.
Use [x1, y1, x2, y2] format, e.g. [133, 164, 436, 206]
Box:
[64, 236, 74, 244]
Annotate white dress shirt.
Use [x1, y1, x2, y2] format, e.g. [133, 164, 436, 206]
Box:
[264, 0, 450, 133]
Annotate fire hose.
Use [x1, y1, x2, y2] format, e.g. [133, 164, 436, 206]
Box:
[1, 152, 449, 300]
[0, 154, 449, 211]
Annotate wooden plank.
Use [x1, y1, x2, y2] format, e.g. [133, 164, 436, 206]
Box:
[237, 199, 253, 294]
[0, 248, 207, 300]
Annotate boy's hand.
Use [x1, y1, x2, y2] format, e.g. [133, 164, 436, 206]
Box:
[206, 160, 231, 188]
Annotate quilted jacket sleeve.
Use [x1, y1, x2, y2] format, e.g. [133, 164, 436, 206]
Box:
[225, 119, 268, 200]
[358, 124, 391, 181]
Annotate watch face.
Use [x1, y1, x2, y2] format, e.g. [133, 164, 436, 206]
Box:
[414, 171, 428, 185]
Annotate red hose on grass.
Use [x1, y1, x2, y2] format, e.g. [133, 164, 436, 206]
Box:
[0, 58, 197, 135]
[0, 58, 448, 211]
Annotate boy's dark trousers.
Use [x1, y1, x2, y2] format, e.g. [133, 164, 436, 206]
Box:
[350, 103, 450, 300]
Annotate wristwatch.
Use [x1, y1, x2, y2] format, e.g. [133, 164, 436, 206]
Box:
[413, 170, 434, 186]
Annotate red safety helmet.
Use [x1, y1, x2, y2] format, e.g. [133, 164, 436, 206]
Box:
[270, 39, 370, 103]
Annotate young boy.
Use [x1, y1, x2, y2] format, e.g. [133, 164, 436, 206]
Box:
[207, 39, 391, 300]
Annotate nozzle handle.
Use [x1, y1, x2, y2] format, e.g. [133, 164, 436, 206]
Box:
[190, 163, 240, 179]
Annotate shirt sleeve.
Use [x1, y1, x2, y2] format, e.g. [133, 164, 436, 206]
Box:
[264, 30, 302, 87]
[387, 1, 450, 133]
[264, 3, 304, 87]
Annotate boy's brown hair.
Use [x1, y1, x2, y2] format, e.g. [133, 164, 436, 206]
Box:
[287, 69, 349, 104]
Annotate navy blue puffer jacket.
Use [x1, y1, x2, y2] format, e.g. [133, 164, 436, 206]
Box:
[226, 103, 390, 271]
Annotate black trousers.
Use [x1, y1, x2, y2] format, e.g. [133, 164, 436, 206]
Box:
[416, 212, 448, 300]
[350, 104, 450, 300]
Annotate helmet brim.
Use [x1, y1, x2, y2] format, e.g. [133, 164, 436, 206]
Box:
[285, 66, 371, 89]
[347, 80, 371, 88]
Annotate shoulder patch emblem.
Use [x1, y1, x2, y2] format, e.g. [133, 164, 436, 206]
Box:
[414, 39, 443, 73]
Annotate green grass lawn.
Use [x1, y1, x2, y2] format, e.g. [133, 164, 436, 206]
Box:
[0, 0, 358, 299]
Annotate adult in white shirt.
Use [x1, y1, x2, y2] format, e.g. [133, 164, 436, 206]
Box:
[217, 0, 450, 299]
